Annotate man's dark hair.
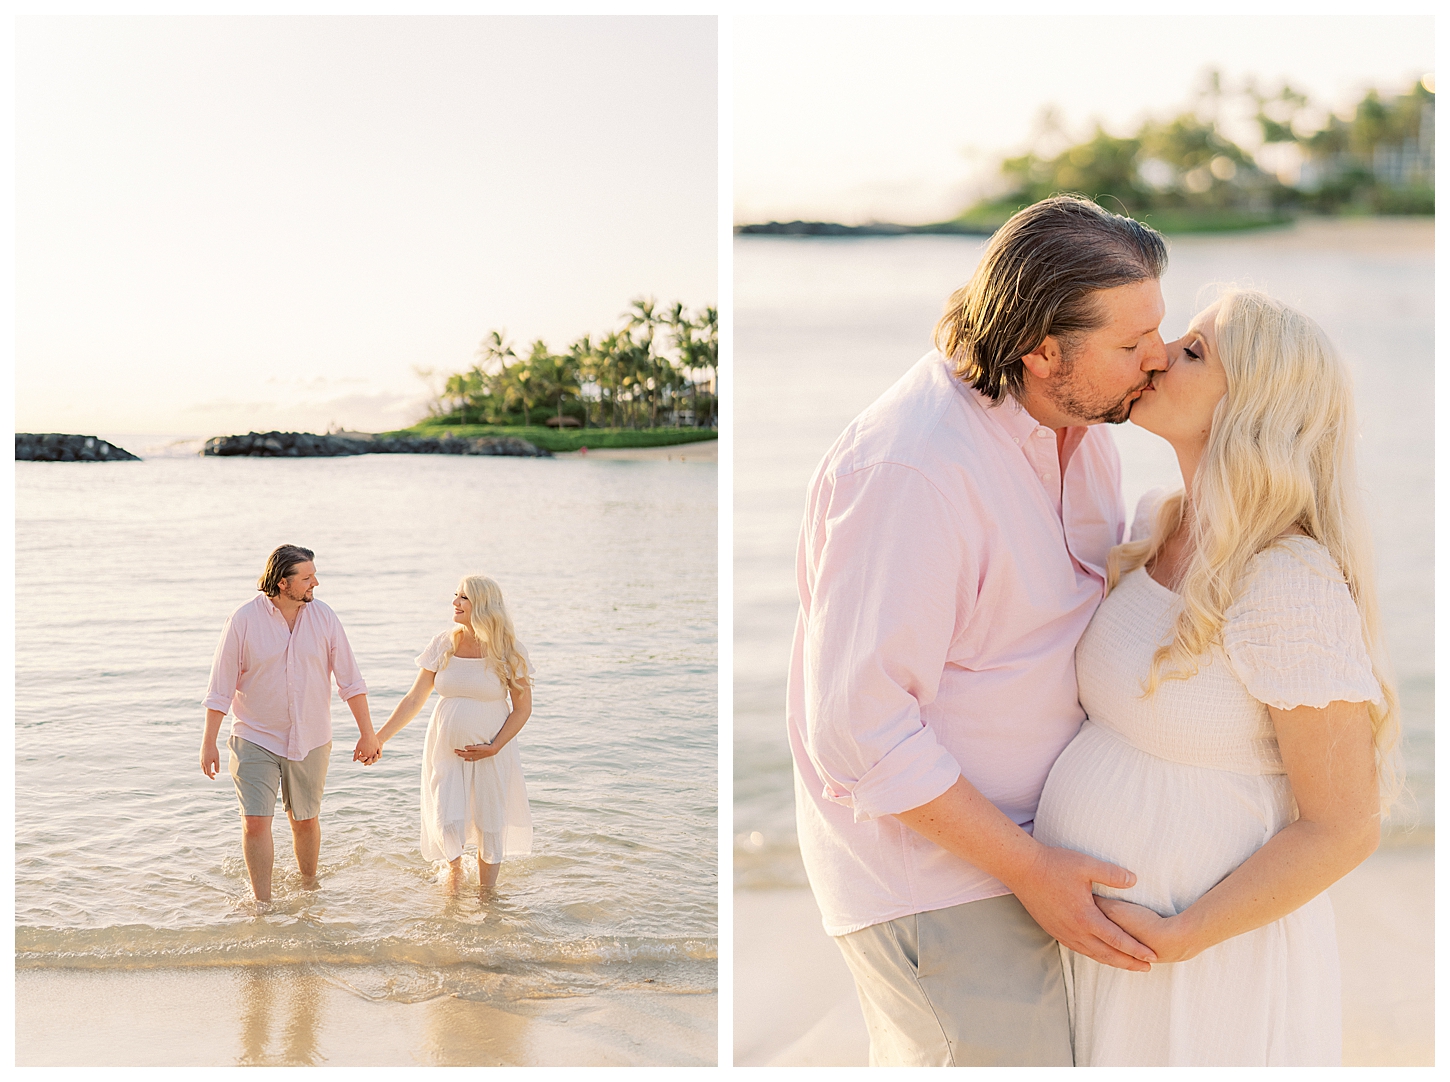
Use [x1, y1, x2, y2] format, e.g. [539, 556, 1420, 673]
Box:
[258, 544, 315, 597]
[934, 194, 1168, 402]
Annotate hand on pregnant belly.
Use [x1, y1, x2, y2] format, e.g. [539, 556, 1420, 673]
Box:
[455, 742, 499, 761]
[1094, 896, 1202, 963]
[1013, 845, 1159, 972]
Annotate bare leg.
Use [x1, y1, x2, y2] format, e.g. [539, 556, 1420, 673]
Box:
[288, 812, 320, 884]
[445, 856, 463, 894]
[242, 815, 275, 902]
[478, 858, 500, 889]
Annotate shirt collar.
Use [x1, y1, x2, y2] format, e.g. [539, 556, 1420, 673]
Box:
[958, 376, 1090, 455]
[259, 593, 293, 619]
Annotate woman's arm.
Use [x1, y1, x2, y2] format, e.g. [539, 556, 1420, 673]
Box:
[1097, 698, 1381, 962]
[374, 668, 438, 747]
[457, 682, 533, 761]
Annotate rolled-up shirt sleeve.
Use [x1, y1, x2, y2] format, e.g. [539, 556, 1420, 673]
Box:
[328, 616, 368, 701]
[800, 462, 972, 822]
[203, 615, 242, 714]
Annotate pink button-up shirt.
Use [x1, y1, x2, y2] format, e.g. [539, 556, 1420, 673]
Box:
[203, 594, 368, 760]
[787, 352, 1125, 936]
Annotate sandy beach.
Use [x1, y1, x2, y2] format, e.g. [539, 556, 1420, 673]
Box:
[734, 843, 1433, 1066]
[564, 440, 717, 462]
[16, 966, 716, 1066]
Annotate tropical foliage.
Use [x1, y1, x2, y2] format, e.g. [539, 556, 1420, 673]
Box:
[423, 299, 717, 430]
[956, 74, 1434, 232]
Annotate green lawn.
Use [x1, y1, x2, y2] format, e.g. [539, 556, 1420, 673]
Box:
[386, 424, 718, 453]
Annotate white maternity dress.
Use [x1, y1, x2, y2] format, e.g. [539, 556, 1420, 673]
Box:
[416, 631, 534, 864]
[1033, 493, 1383, 1066]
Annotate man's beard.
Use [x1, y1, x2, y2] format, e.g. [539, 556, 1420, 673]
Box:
[1046, 349, 1146, 425]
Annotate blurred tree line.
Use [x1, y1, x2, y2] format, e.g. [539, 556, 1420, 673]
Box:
[420, 299, 718, 430]
[958, 72, 1433, 232]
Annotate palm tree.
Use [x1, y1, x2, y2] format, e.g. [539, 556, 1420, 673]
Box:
[511, 340, 555, 426]
[527, 343, 581, 427]
[595, 330, 627, 428]
[477, 330, 517, 377]
[694, 305, 718, 427]
[564, 335, 596, 426]
[442, 371, 471, 423]
[626, 296, 663, 427]
[666, 301, 699, 426]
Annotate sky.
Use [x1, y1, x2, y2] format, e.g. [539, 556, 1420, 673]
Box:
[734, 14, 1436, 225]
[16, 15, 717, 436]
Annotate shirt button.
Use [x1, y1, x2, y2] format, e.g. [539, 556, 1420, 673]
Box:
[1036, 428, 1052, 438]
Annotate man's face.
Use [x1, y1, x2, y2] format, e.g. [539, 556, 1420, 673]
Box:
[1043, 278, 1168, 425]
[279, 561, 318, 603]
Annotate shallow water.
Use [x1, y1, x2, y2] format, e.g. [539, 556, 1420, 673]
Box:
[734, 221, 1434, 888]
[16, 451, 717, 1000]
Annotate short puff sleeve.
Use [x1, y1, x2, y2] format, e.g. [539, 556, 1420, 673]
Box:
[414, 630, 452, 672]
[1222, 538, 1383, 710]
[517, 642, 537, 677]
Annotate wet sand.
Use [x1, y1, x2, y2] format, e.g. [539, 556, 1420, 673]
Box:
[16, 966, 716, 1067]
[734, 843, 1433, 1066]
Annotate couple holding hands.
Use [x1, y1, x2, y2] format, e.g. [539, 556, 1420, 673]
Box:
[200, 546, 534, 899]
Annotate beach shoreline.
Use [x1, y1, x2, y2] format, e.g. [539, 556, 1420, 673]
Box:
[563, 440, 717, 462]
[16, 965, 716, 1066]
[734, 843, 1433, 1066]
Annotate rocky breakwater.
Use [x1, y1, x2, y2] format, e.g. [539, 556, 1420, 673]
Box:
[201, 430, 551, 458]
[16, 433, 141, 462]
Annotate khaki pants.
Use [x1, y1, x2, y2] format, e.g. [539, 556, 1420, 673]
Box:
[835, 893, 1073, 1066]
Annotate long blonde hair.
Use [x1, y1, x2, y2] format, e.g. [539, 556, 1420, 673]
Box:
[1106, 290, 1400, 801]
[436, 574, 531, 690]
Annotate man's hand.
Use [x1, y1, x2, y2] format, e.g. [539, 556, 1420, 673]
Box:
[354, 733, 382, 765]
[201, 741, 220, 779]
[454, 742, 499, 762]
[1009, 845, 1157, 972]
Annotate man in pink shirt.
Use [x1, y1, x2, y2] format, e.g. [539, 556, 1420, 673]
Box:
[787, 196, 1171, 1065]
[200, 544, 381, 902]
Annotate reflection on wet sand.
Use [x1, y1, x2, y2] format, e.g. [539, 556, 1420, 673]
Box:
[15, 965, 716, 1066]
[238, 966, 324, 1066]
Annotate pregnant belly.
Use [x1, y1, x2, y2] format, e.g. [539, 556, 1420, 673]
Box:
[431, 696, 509, 745]
[1034, 721, 1293, 916]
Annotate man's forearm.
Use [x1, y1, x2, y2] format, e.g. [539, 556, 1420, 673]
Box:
[894, 775, 1042, 888]
[203, 709, 226, 745]
[896, 775, 1153, 969]
[345, 693, 375, 736]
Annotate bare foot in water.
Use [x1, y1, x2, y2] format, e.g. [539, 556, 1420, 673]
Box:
[443, 857, 464, 895]
[478, 858, 500, 891]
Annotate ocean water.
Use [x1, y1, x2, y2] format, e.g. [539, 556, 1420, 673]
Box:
[734, 221, 1434, 888]
[15, 450, 717, 1005]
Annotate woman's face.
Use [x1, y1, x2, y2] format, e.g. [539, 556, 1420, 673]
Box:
[1129, 301, 1229, 448]
[452, 592, 473, 625]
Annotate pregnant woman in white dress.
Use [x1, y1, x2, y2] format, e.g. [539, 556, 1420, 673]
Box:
[1033, 290, 1400, 1065]
[375, 574, 534, 889]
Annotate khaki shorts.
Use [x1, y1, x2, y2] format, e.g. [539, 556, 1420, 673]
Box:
[835, 893, 1073, 1067]
[228, 735, 331, 821]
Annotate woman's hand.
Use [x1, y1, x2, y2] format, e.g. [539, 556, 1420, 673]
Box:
[455, 742, 501, 762]
[1093, 896, 1202, 963]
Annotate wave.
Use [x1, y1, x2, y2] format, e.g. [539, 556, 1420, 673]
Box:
[16, 922, 716, 972]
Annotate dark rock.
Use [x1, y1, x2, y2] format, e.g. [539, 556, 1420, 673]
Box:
[16, 433, 141, 462]
[200, 430, 552, 459]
